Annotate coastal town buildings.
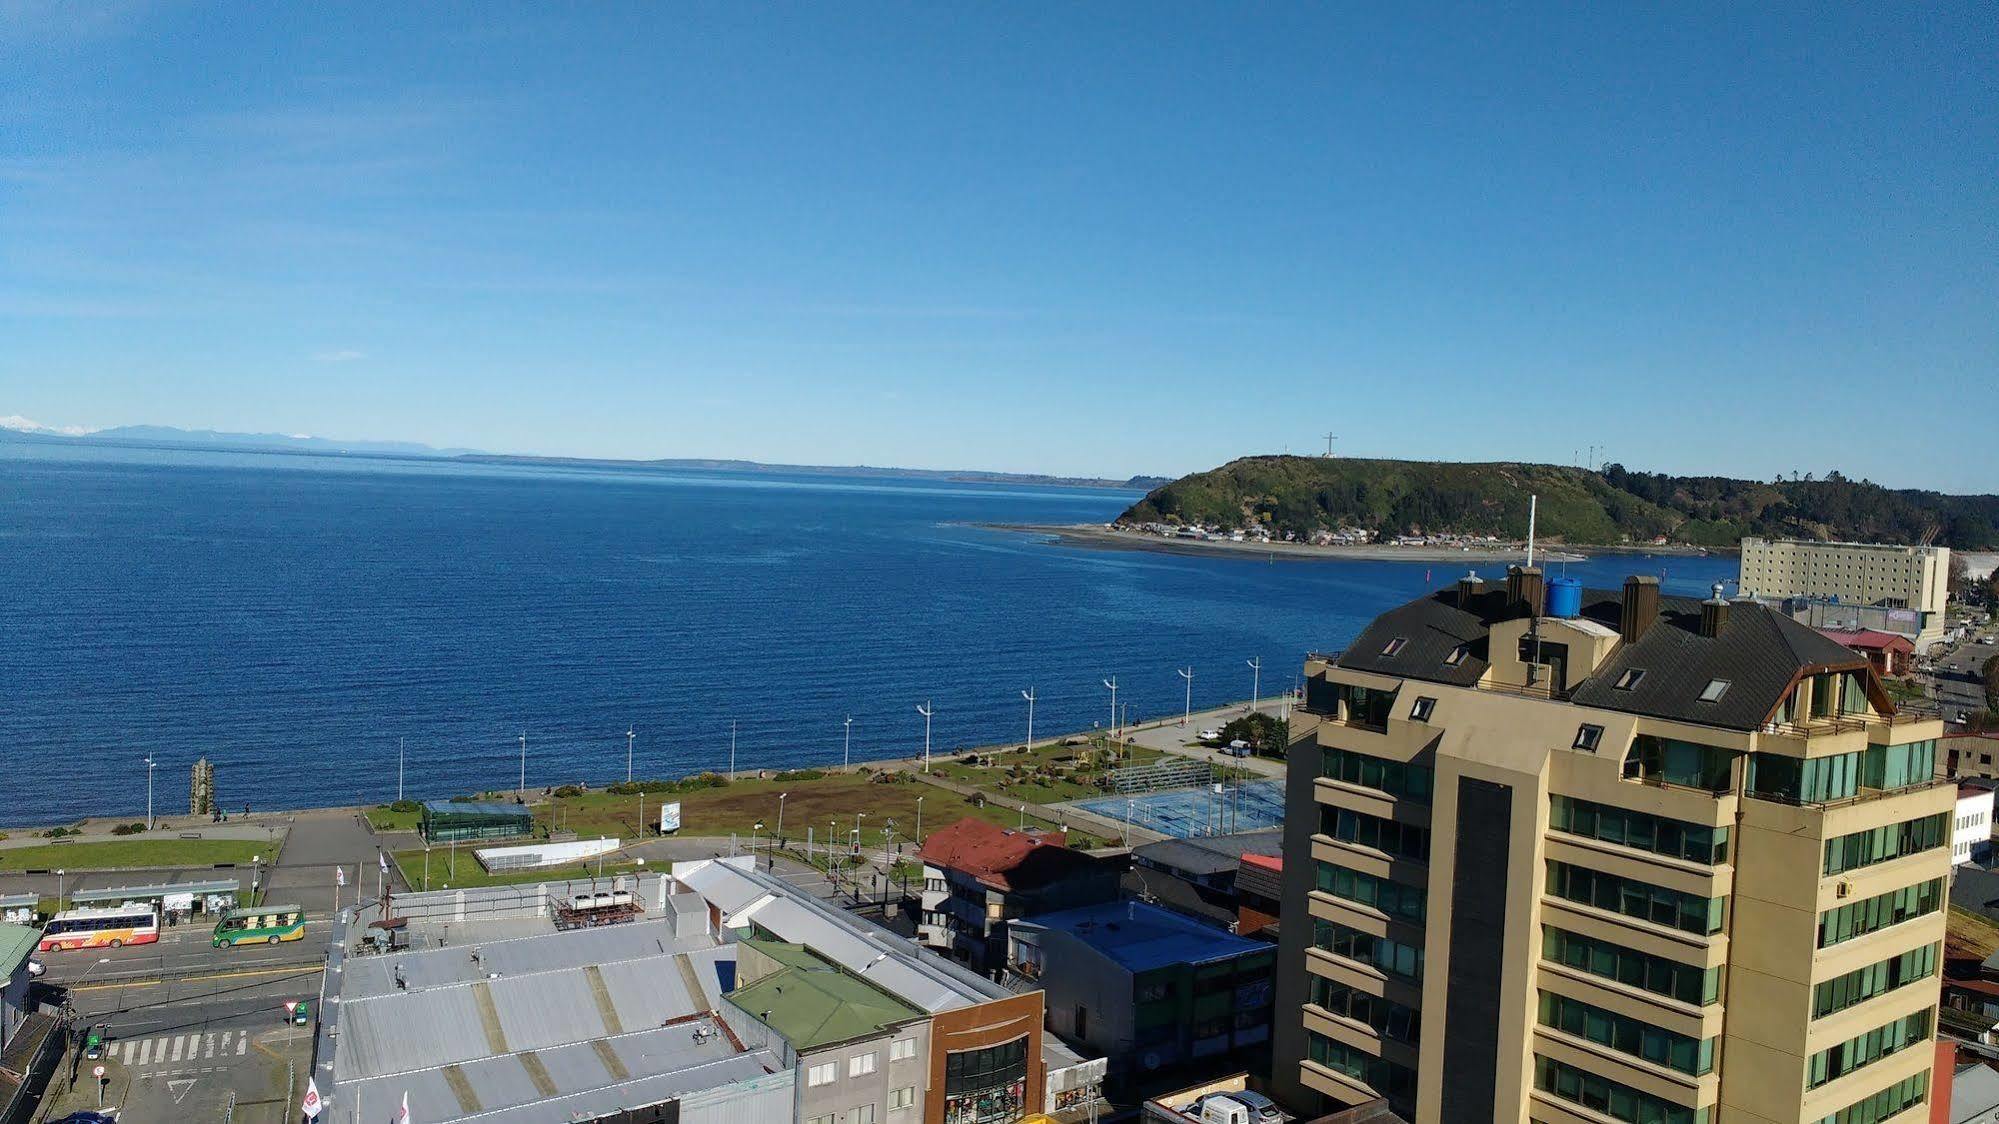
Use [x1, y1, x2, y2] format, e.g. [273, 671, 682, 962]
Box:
[1004, 900, 1276, 1099]
[1955, 783, 1995, 866]
[916, 818, 1120, 975]
[1271, 566, 1952, 1124]
[1739, 537, 1951, 652]
[312, 860, 1106, 1124]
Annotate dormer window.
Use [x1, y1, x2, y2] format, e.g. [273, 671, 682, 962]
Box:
[1381, 637, 1408, 657]
[1410, 697, 1437, 722]
[1698, 679, 1730, 704]
[1573, 724, 1604, 752]
[1443, 645, 1468, 667]
[1613, 669, 1646, 691]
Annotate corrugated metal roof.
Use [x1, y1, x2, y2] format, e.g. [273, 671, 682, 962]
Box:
[71, 878, 239, 902]
[1012, 901, 1265, 971]
[0, 924, 39, 977]
[1133, 830, 1283, 877]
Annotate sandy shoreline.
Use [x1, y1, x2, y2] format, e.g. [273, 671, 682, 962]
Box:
[987, 523, 1717, 564]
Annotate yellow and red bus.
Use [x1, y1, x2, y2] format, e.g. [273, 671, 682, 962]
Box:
[37, 905, 160, 951]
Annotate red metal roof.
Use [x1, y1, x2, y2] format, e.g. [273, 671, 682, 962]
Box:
[1815, 628, 1915, 653]
[915, 817, 1082, 892]
[1239, 853, 1283, 872]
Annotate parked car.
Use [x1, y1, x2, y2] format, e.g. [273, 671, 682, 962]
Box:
[1224, 739, 1253, 757]
[1197, 728, 1222, 742]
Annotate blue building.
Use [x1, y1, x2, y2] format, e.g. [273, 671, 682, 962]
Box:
[1007, 901, 1275, 1098]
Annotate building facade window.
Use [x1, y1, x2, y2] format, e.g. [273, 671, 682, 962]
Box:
[1312, 918, 1424, 982]
[1747, 750, 1860, 804]
[1544, 862, 1725, 935]
[851, 1106, 877, 1124]
[850, 1052, 878, 1077]
[1309, 976, 1421, 1045]
[1549, 795, 1729, 864]
[1533, 1055, 1708, 1124]
[889, 1087, 916, 1111]
[1811, 1069, 1928, 1124]
[1409, 696, 1436, 722]
[1813, 943, 1938, 1019]
[1337, 683, 1398, 731]
[1622, 736, 1735, 792]
[1321, 807, 1431, 862]
[942, 1038, 1028, 1124]
[809, 1062, 838, 1087]
[1861, 740, 1937, 791]
[1818, 879, 1943, 948]
[1306, 1032, 1417, 1103]
[1537, 991, 1715, 1075]
[1541, 927, 1721, 1006]
[1823, 813, 1947, 876]
[1315, 862, 1427, 922]
[1319, 747, 1433, 803]
[890, 1038, 917, 1062]
[1805, 1009, 1932, 1089]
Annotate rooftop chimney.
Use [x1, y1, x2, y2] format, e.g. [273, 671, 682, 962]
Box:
[1457, 571, 1484, 609]
[1507, 565, 1547, 617]
[1700, 581, 1730, 638]
[1620, 575, 1661, 644]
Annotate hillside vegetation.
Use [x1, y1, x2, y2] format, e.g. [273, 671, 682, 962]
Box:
[1119, 456, 1999, 548]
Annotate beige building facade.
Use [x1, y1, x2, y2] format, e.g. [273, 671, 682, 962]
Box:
[1271, 568, 1950, 1124]
[1738, 538, 1950, 651]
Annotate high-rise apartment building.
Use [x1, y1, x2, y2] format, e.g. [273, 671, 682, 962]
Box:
[1271, 568, 1950, 1124]
[1738, 538, 1950, 651]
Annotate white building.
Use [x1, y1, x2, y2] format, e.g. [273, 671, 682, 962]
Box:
[1738, 536, 1951, 651]
[1958, 783, 1996, 866]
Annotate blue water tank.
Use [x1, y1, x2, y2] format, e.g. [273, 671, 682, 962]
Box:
[1547, 577, 1583, 619]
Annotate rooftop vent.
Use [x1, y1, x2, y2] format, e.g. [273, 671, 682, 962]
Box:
[1457, 571, 1484, 608]
[1507, 565, 1546, 616]
[1700, 582, 1731, 638]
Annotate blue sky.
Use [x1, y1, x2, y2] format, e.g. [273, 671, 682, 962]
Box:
[2, 4, 1993, 488]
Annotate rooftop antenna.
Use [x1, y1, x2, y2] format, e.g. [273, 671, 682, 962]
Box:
[1526, 494, 1537, 569]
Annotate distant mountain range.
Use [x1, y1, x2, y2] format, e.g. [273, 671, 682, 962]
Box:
[1121, 455, 1999, 549]
[0, 418, 1164, 491]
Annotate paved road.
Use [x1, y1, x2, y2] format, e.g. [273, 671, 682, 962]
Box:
[1927, 633, 1997, 721]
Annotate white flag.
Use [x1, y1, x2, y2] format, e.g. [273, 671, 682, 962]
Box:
[336, 866, 346, 887]
[299, 1077, 323, 1119]
[395, 1090, 410, 1122]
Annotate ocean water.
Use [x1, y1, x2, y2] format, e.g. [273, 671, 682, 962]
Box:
[0, 443, 1736, 824]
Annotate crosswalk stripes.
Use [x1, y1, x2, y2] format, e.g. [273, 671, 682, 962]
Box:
[115, 1029, 252, 1071]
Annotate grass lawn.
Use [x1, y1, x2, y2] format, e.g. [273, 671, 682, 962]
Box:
[365, 805, 422, 832]
[0, 838, 267, 873]
[926, 739, 1164, 805]
[392, 847, 644, 891]
[541, 772, 1107, 851]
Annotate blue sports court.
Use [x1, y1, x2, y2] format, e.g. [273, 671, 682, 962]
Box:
[1072, 778, 1286, 839]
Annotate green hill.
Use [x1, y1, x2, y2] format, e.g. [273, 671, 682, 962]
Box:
[1118, 456, 1999, 549]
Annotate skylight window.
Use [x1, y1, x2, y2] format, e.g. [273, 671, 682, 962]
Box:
[1381, 637, 1408, 657]
[1573, 724, 1604, 752]
[1443, 645, 1468, 667]
[1614, 669, 1646, 691]
[1410, 697, 1437, 722]
[1698, 679, 1731, 703]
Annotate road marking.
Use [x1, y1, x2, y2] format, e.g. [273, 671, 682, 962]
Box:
[168, 1035, 183, 1062]
[134, 1038, 154, 1066]
[169, 1077, 196, 1102]
[203, 1033, 216, 1058]
[107, 1042, 122, 1060]
[69, 963, 323, 992]
[236, 1033, 248, 1055]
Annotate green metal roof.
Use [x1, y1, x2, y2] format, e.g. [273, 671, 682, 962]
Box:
[0, 923, 40, 978]
[727, 940, 924, 1051]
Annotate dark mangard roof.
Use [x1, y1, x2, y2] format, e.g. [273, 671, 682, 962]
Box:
[1338, 583, 1872, 732]
[1952, 865, 1999, 916]
[1123, 870, 1236, 930]
[1132, 830, 1284, 878]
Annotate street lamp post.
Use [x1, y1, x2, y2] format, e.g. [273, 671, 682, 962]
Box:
[626, 727, 636, 785]
[843, 715, 854, 771]
[1178, 666, 1194, 726]
[55, 869, 64, 911]
[1246, 657, 1262, 714]
[777, 793, 788, 843]
[916, 795, 925, 843]
[729, 720, 738, 780]
[751, 820, 765, 864]
[143, 756, 156, 831]
[518, 730, 527, 797]
[398, 738, 405, 803]
[915, 702, 933, 773]
[1020, 688, 1036, 750]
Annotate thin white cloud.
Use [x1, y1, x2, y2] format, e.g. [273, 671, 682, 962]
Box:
[0, 413, 96, 436]
[311, 349, 366, 363]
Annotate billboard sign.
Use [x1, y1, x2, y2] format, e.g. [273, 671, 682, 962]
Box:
[660, 801, 682, 834]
